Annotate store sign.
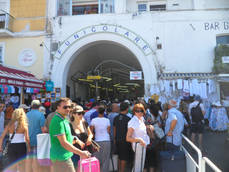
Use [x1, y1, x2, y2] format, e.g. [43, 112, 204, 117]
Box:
[18, 49, 37, 67]
[55, 24, 153, 59]
[130, 71, 142, 80]
[0, 77, 43, 88]
[222, 56, 229, 63]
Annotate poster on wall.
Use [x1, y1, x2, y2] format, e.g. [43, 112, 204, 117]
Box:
[56, 93, 61, 97]
[18, 49, 37, 67]
[46, 93, 51, 98]
[130, 71, 142, 80]
[55, 88, 61, 93]
[51, 98, 56, 103]
[51, 93, 56, 98]
[36, 94, 41, 99]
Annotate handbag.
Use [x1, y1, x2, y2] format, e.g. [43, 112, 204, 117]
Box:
[3, 131, 16, 156]
[83, 122, 100, 153]
[91, 140, 100, 153]
[2, 130, 16, 169]
[37, 133, 52, 166]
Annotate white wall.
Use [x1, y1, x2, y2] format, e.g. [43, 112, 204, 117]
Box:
[0, 0, 10, 13]
[203, 0, 229, 9]
[47, 3, 229, 96]
[167, 0, 193, 10]
[115, 0, 126, 13]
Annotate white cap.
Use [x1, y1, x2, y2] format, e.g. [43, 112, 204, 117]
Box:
[124, 100, 130, 104]
[31, 100, 41, 106]
[19, 104, 30, 109]
[39, 106, 46, 114]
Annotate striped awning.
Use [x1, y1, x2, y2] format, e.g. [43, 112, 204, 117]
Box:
[159, 73, 216, 79]
[0, 65, 44, 88]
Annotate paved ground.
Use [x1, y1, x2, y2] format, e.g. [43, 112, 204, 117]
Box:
[201, 129, 229, 172]
[1, 128, 228, 172]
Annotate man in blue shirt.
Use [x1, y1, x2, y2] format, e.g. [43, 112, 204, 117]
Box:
[165, 99, 185, 146]
[27, 100, 45, 172]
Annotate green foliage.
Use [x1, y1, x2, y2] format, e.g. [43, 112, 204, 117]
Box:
[213, 44, 229, 74]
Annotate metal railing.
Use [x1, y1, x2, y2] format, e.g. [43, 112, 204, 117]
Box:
[181, 134, 222, 172]
[181, 134, 202, 172]
[202, 157, 222, 172]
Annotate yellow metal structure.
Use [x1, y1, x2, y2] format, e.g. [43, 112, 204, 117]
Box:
[87, 75, 101, 80]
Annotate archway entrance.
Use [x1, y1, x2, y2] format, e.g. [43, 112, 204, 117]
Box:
[67, 41, 144, 100]
[51, 28, 157, 100]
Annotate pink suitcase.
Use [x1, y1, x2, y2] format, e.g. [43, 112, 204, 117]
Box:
[77, 157, 100, 172]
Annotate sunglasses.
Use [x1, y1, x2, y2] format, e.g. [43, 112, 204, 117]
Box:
[73, 111, 85, 115]
[135, 109, 144, 113]
[63, 105, 71, 109]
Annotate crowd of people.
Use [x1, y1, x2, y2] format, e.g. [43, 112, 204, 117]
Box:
[0, 94, 228, 172]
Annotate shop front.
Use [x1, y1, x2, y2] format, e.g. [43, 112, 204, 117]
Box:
[0, 64, 44, 107]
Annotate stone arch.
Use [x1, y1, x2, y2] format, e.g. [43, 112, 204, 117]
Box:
[51, 32, 157, 97]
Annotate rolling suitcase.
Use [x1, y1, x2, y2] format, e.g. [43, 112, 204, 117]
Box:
[133, 143, 145, 172]
[159, 137, 186, 172]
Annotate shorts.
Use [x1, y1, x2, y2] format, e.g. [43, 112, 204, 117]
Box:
[191, 123, 204, 134]
[116, 141, 133, 161]
[52, 158, 75, 172]
[8, 142, 27, 164]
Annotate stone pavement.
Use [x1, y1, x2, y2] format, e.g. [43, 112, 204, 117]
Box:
[202, 129, 229, 172]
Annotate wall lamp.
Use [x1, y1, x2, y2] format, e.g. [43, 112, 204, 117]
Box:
[156, 36, 162, 49]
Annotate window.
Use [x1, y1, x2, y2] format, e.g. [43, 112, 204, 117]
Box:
[150, 4, 166, 11]
[99, 0, 114, 13]
[0, 43, 5, 64]
[72, 5, 98, 15]
[138, 4, 147, 12]
[216, 35, 229, 45]
[57, 0, 71, 16]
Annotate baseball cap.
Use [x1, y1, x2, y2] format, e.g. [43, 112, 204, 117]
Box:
[75, 105, 84, 113]
[124, 100, 130, 104]
[31, 100, 41, 106]
[168, 99, 177, 107]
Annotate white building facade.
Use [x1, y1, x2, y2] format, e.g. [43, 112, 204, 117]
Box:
[45, 0, 229, 103]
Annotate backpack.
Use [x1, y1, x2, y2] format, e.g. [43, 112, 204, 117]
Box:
[191, 102, 204, 123]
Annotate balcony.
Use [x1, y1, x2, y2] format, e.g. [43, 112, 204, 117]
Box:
[0, 11, 14, 37]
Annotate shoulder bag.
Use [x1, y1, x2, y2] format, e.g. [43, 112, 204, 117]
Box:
[83, 121, 100, 153]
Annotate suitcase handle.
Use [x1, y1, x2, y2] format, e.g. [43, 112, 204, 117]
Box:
[133, 142, 144, 172]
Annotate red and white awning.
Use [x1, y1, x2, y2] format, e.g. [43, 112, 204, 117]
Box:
[0, 65, 44, 89]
